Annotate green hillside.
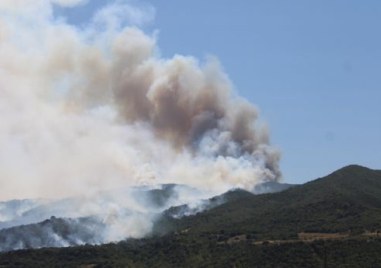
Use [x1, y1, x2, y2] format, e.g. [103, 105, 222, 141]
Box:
[165, 165, 381, 240]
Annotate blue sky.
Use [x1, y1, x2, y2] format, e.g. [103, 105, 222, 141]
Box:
[57, 0, 381, 184]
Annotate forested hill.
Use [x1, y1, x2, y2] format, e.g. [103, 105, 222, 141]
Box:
[1, 165, 381, 267]
[162, 165, 381, 239]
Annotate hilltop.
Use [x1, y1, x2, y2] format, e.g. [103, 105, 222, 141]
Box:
[162, 165, 381, 239]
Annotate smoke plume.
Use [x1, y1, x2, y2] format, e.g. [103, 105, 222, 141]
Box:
[0, 0, 281, 249]
[0, 0, 280, 200]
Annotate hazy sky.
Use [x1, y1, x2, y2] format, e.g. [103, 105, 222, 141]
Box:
[56, 0, 381, 184]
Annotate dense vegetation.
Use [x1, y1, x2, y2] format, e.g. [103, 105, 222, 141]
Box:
[1, 235, 381, 267]
[1, 164, 381, 267]
[159, 165, 381, 240]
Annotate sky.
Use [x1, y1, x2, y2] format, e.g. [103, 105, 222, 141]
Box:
[55, 0, 381, 184]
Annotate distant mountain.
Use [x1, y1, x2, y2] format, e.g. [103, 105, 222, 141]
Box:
[0, 216, 105, 252]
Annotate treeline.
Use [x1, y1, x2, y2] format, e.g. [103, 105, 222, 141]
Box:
[0, 235, 381, 267]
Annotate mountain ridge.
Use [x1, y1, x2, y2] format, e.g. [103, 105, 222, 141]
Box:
[160, 164, 381, 239]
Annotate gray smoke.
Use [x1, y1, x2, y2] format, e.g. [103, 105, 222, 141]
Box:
[0, 0, 281, 250]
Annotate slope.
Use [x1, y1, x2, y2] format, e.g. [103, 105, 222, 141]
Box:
[164, 165, 381, 239]
[1, 165, 381, 267]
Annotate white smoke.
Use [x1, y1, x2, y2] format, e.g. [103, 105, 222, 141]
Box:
[0, 184, 217, 251]
[0, 0, 280, 201]
[0, 0, 281, 250]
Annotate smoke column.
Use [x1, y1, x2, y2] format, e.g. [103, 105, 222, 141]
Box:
[0, 0, 280, 201]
